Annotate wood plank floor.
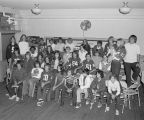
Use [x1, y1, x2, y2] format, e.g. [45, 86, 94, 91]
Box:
[0, 83, 144, 120]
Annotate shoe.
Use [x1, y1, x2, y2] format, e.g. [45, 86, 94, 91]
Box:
[16, 97, 20, 102]
[86, 100, 89, 105]
[115, 109, 119, 115]
[37, 100, 44, 107]
[5, 94, 9, 97]
[97, 102, 102, 108]
[105, 107, 110, 112]
[120, 93, 124, 99]
[70, 101, 73, 106]
[9, 95, 16, 100]
[75, 103, 81, 109]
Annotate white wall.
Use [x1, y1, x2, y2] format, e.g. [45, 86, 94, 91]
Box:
[13, 9, 144, 54]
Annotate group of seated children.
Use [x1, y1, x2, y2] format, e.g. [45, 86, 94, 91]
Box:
[5, 36, 124, 116]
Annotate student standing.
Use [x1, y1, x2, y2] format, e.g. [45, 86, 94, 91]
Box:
[111, 38, 126, 79]
[18, 34, 29, 57]
[6, 36, 19, 65]
[124, 35, 140, 86]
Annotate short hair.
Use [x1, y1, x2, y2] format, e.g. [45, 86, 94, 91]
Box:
[129, 35, 137, 43]
[96, 69, 104, 78]
[65, 46, 71, 50]
[34, 61, 40, 67]
[97, 41, 102, 45]
[107, 36, 114, 43]
[30, 46, 36, 50]
[14, 48, 20, 54]
[86, 53, 91, 57]
[44, 63, 50, 68]
[16, 60, 23, 67]
[72, 51, 79, 58]
[117, 38, 123, 42]
[109, 74, 117, 80]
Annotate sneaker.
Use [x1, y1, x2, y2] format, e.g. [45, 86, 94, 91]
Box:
[105, 107, 110, 112]
[75, 103, 81, 109]
[9, 95, 16, 100]
[97, 102, 102, 108]
[5, 94, 9, 97]
[37, 100, 44, 107]
[86, 100, 89, 105]
[16, 97, 20, 102]
[70, 101, 73, 106]
[120, 93, 124, 99]
[115, 109, 119, 115]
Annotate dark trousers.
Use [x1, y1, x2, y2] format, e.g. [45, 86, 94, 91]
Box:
[124, 62, 140, 87]
[111, 60, 121, 79]
[6, 82, 23, 98]
[107, 92, 120, 110]
[55, 84, 76, 105]
[37, 83, 51, 101]
[89, 88, 106, 103]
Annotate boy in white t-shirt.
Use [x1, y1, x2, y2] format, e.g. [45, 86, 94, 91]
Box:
[124, 35, 140, 87]
[29, 61, 43, 97]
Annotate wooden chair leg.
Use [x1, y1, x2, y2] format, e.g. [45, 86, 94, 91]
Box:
[138, 90, 141, 106]
[128, 96, 131, 109]
[32, 83, 36, 98]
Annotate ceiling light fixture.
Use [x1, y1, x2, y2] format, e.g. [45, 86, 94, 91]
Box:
[119, 2, 131, 14]
[31, 4, 41, 15]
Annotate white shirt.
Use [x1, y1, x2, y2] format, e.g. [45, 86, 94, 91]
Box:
[31, 68, 43, 79]
[54, 59, 59, 69]
[79, 50, 87, 63]
[65, 43, 75, 52]
[18, 41, 29, 55]
[55, 43, 65, 52]
[124, 43, 140, 63]
[50, 44, 56, 51]
[108, 80, 121, 96]
[79, 74, 93, 89]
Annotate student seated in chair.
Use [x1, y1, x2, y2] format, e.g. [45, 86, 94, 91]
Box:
[106, 74, 121, 116]
[36, 64, 53, 107]
[75, 69, 93, 108]
[90, 70, 106, 108]
[8, 60, 27, 101]
[77, 53, 96, 75]
[52, 66, 65, 105]
[28, 61, 43, 97]
[63, 69, 77, 106]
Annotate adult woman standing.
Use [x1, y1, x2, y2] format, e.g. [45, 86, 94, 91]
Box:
[6, 36, 19, 65]
[104, 36, 116, 56]
[18, 34, 30, 57]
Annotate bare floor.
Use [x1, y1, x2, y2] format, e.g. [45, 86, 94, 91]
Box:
[0, 83, 144, 120]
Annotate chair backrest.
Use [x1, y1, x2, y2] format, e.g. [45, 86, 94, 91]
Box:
[129, 83, 141, 90]
[120, 81, 128, 89]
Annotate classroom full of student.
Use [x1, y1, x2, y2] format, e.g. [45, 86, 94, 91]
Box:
[5, 34, 141, 116]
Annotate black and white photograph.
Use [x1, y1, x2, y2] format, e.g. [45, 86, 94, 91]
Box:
[0, 0, 144, 120]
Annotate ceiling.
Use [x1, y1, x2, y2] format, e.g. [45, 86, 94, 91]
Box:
[0, 0, 144, 9]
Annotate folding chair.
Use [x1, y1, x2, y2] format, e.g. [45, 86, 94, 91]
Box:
[122, 83, 141, 113]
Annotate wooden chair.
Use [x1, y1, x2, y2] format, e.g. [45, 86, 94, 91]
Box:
[122, 83, 141, 113]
